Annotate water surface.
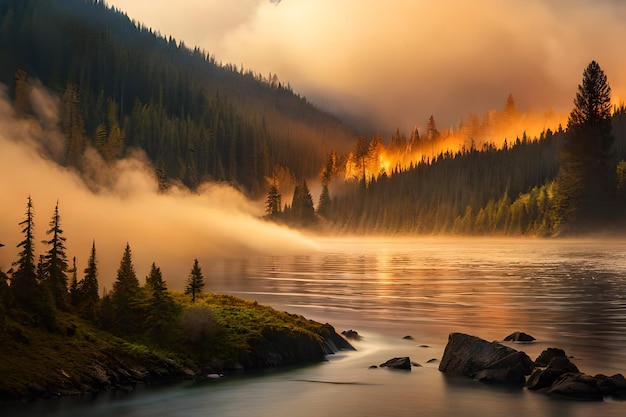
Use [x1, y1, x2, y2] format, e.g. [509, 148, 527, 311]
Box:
[7, 237, 626, 416]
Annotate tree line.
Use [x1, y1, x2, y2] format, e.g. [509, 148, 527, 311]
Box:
[265, 61, 626, 235]
[1, 197, 208, 345]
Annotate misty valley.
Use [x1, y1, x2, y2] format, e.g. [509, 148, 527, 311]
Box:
[2, 1, 626, 417]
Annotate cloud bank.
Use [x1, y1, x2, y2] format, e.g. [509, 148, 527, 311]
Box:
[108, 0, 626, 133]
[0, 85, 318, 291]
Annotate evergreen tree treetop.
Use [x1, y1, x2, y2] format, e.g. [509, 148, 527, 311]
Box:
[568, 60, 612, 129]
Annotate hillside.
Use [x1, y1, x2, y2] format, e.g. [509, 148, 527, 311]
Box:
[0, 0, 357, 196]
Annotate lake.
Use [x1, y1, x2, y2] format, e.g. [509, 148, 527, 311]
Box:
[6, 237, 626, 416]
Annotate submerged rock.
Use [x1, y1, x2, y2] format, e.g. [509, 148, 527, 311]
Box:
[527, 355, 579, 391]
[380, 357, 412, 370]
[503, 331, 536, 342]
[547, 372, 604, 401]
[534, 347, 567, 367]
[439, 333, 533, 385]
[341, 329, 362, 341]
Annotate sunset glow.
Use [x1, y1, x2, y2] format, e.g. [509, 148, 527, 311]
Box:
[107, 0, 626, 133]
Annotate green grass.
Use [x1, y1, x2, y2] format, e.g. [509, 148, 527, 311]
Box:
[0, 291, 334, 400]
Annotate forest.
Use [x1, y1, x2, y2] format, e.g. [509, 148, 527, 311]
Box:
[0, 0, 356, 197]
[0, 0, 624, 236]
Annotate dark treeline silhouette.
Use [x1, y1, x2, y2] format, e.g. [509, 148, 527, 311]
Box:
[269, 61, 626, 235]
[0, 0, 356, 196]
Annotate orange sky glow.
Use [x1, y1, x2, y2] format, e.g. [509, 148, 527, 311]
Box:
[106, 0, 626, 134]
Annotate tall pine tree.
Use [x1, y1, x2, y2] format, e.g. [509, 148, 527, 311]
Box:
[554, 60, 614, 230]
[42, 201, 69, 310]
[185, 259, 205, 303]
[111, 243, 140, 334]
[11, 196, 38, 307]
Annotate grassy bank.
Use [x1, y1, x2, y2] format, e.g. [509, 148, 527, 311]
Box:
[0, 292, 350, 402]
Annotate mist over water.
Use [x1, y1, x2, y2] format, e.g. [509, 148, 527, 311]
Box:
[0, 85, 318, 289]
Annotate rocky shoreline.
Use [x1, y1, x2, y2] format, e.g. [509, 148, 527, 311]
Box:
[0, 323, 354, 403]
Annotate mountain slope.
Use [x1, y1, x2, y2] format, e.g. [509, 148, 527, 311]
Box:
[0, 0, 356, 195]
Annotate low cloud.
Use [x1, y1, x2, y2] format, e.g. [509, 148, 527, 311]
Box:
[0, 85, 318, 291]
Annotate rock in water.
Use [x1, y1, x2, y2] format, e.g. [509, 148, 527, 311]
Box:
[547, 373, 604, 401]
[380, 357, 412, 370]
[438, 333, 534, 385]
[527, 355, 579, 391]
[534, 347, 566, 367]
[503, 331, 536, 342]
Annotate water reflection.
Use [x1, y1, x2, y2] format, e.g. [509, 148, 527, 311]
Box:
[212, 238, 626, 374]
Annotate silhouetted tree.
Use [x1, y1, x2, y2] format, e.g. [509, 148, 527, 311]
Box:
[11, 196, 38, 307]
[145, 262, 177, 341]
[264, 182, 282, 219]
[554, 60, 614, 230]
[111, 243, 140, 333]
[185, 259, 205, 303]
[42, 201, 69, 310]
[78, 241, 100, 320]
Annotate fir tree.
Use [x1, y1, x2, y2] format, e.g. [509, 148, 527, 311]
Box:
[111, 243, 140, 333]
[185, 259, 205, 303]
[78, 241, 99, 320]
[317, 184, 332, 218]
[42, 201, 69, 310]
[69, 256, 79, 307]
[145, 262, 177, 341]
[11, 196, 38, 307]
[264, 182, 282, 218]
[554, 60, 614, 230]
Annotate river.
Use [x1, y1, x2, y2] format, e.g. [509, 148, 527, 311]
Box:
[6, 237, 626, 416]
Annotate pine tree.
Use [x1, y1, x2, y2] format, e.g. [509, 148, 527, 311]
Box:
[78, 241, 99, 321]
[42, 201, 69, 310]
[185, 259, 205, 303]
[554, 60, 614, 230]
[289, 180, 317, 227]
[145, 262, 177, 341]
[264, 182, 282, 218]
[317, 184, 332, 218]
[69, 256, 79, 307]
[111, 243, 140, 333]
[11, 196, 38, 306]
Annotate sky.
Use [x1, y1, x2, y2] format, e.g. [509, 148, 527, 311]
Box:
[106, 0, 626, 133]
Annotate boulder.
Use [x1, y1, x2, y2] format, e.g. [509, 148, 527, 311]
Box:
[527, 355, 579, 391]
[503, 331, 536, 342]
[439, 333, 534, 385]
[534, 347, 566, 367]
[594, 373, 626, 399]
[380, 357, 412, 370]
[547, 372, 604, 401]
[341, 329, 362, 341]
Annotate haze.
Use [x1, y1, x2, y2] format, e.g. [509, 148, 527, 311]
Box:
[106, 0, 626, 133]
[0, 86, 318, 291]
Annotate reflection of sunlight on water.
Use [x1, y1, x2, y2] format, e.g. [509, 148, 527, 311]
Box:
[11, 237, 626, 417]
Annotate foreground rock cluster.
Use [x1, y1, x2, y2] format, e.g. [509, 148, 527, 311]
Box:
[439, 332, 626, 401]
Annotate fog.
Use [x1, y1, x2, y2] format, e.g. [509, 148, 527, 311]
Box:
[0, 85, 318, 291]
[107, 0, 626, 133]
